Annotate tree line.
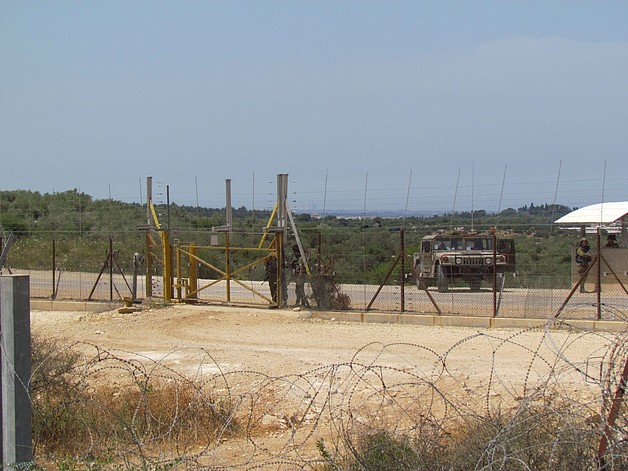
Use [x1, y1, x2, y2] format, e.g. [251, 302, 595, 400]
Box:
[1, 189, 579, 286]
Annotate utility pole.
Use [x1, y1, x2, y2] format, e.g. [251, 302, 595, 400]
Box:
[145, 177, 153, 298]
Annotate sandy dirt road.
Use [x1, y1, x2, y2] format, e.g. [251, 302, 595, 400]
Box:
[30, 303, 620, 389]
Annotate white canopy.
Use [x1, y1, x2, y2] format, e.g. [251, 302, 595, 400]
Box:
[554, 201, 628, 225]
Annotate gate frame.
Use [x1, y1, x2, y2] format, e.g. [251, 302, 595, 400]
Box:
[143, 174, 308, 308]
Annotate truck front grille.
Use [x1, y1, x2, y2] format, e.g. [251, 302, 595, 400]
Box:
[462, 257, 485, 266]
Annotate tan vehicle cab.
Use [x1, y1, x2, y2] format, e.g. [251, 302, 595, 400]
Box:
[413, 231, 516, 292]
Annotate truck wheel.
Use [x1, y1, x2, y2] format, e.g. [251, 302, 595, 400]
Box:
[437, 265, 448, 292]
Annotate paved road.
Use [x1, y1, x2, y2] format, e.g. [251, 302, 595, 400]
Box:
[13, 269, 628, 320]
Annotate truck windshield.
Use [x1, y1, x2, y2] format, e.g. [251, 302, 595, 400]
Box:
[434, 238, 463, 250]
[434, 237, 493, 252]
[433, 237, 494, 250]
[464, 238, 493, 250]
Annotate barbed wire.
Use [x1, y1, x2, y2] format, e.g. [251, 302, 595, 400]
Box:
[30, 317, 628, 469]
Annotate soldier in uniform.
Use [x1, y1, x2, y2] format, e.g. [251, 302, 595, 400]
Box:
[265, 257, 278, 303]
[606, 234, 619, 248]
[576, 237, 592, 293]
[294, 260, 310, 307]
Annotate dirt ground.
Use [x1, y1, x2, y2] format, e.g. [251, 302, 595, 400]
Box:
[31, 303, 617, 382]
[30, 303, 623, 467]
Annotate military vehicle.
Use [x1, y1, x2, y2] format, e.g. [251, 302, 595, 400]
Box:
[413, 231, 516, 292]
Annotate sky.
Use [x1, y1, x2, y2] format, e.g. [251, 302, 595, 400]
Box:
[1, 1, 627, 214]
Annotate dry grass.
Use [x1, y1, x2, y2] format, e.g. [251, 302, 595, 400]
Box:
[32, 338, 238, 468]
[317, 392, 624, 470]
[30, 325, 628, 470]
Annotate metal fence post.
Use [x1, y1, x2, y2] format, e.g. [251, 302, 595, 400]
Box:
[52, 238, 56, 299]
[400, 229, 405, 312]
[1, 275, 32, 467]
[188, 244, 198, 300]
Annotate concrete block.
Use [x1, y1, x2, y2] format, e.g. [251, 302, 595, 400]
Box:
[558, 320, 596, 331]
[363, 313, 398, 324]
[31, 300, 116, 313]
[30, 300, 53, 311]
[434, 316, 491, 328]
[593, 320, 627, 333]
[491, 318, 546, 330]
[53, 301, 84, 311]
[302, 309, 625, 333]
[398, 314, 434, 326]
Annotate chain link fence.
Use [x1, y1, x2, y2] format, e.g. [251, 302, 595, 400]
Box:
[3, 228, 627, 320]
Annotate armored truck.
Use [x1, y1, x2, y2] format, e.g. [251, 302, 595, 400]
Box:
[413, 231, 516, 292]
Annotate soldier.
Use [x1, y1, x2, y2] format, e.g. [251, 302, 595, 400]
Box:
[576, 237, 592, 293]
[606, 234, 619, 248]
[294, 260, 310, 307]
[264, 257, 278, 303]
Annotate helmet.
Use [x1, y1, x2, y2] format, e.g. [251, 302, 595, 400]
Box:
[580, 237, 588, 243]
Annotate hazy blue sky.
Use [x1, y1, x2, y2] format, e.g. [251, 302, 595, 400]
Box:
[1, 1, 627, 213]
